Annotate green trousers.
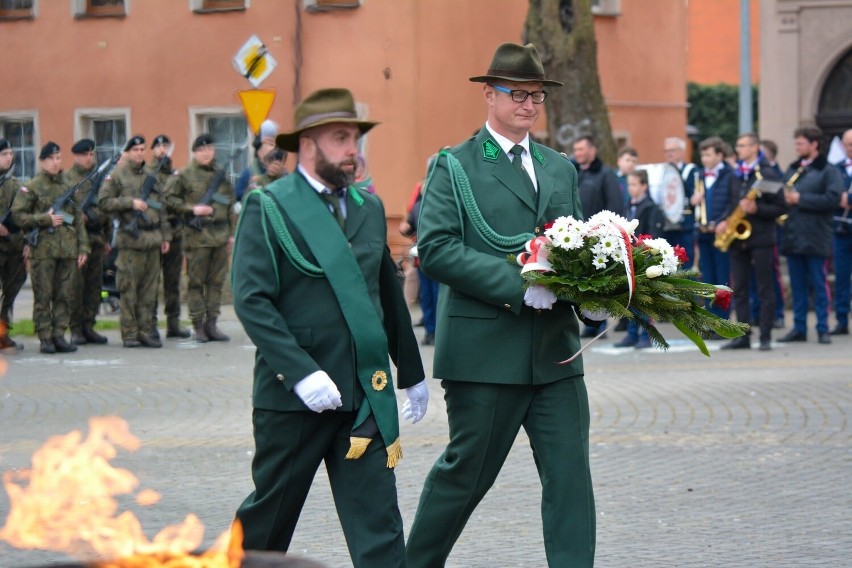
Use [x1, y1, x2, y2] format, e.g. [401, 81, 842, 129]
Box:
[30, 257, 76, 339]
[236, 408, 406, 568]
[184, 245, 228, 321]
[405, 379, 595, 567]
[116, 248, 160, 340]
[70, 238, 105, 329]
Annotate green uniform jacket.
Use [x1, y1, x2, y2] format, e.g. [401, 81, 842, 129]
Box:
[0, 170, 24, 254]
[99, 160, 172, 250]
[231, 174, 424, 413]
[147, 157, 184, 239]
[164, 159, 235, 249]
[64, 163, 112, 247]
[417, 126, 585, 384]
[11, 170, 90, 260]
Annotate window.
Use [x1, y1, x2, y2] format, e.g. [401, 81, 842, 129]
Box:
[0, 0, 34, 19]
[0, 115, 37, 180]
[73, 0, 126, 18]
[591, 0, 620, 17]
[191, 0, 246, 12]
[304, 0, 360, 13]
[76, 109, 129, 163]
[193, 111, 250, 185]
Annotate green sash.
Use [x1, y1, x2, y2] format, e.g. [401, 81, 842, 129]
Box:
[262, 176, 401, 468]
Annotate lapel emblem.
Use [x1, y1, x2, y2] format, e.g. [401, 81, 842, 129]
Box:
[531, 143, 546, 165]
[482, 138, 501, 162]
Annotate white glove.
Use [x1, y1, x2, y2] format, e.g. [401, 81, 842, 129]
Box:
[401, 380, 429, 424]
[580, 308, 609, 322]
[523, 285, 557, 310]
[293, 370, 343, 413]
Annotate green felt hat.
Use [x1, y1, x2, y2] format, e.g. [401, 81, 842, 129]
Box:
[276, 88, 379, 152]
[469, 42, 563, 87]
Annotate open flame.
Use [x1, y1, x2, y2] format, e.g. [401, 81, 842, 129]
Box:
[0, 416, 244, 567]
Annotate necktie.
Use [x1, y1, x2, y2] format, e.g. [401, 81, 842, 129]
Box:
[704, 170, 716, 178]
[320, 189, 345, 229]
[629, 201, 637, 220]
[509, 145, 537, 200]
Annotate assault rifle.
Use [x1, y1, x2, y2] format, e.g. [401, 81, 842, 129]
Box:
[22, 159, 111, 248]
[78, 153, 121, 222]
[0, 170, 19, 241]
[123, 151, 172, 238]
[186, 148, 241, 231]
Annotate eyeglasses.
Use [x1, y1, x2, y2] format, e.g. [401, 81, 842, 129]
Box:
[492, 85, 548, 104]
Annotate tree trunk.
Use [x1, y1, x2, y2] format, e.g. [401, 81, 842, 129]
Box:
[525, 0, 617, 165]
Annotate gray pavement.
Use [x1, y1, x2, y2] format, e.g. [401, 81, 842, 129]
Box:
[1, 286, 850, 567]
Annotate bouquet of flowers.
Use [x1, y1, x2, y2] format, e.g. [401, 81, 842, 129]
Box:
[515, 210, 748, 356]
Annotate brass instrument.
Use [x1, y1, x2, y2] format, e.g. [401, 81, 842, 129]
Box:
[714, 187, 760, 251]
[777, 166, 806, 226]
[694, 171, 710, 231]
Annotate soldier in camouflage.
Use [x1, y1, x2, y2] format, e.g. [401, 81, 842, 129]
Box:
[0, 139, 28, 350]
[242, 147, 288, 205]
[65, 139, 112, 346]
[11, 142, 90, 354]
[147, 135, 190, 340]
[164, 134, 235, 343]
[99, 135, 172, 348]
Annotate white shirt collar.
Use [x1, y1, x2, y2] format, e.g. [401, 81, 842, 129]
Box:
[485, 122, 530, 157]
[297, 164, 345, 195]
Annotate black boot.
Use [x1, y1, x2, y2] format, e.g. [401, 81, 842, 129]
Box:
[166, 316, 191, 339]
[204, 317, 230, 342]
[193, 319, 209, 343]
[71, 327, 88, 346]
[39, 337, 56, 354]
[139, 333, 163, 348]
[53, 335, 78, 353]
[149, 317, 161, 341]
[83, 324, 108, 344]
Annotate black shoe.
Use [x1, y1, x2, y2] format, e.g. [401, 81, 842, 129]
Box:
[71, 329, 88, 345]
[39, 339, 56, 354]
[818, 332, 832, 345]
[138, 334, 163, 348]
[634, 337, 652, 349]
[721, 336, 751, 350]
[123, 339, 142, 348]
[53, 335, 78, 353]
[614, 336, 638, 348]
[83, 325, 108, 344]
[778, 330, 807, 343]
[829, 325, 849, 336]
[773, 317, 786, 329]
[421, 332, 435, 346]
[759, 339, 772, 351]
[148, 326, 161, 342]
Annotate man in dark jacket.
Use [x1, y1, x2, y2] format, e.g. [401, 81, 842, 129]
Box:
[778, 126, 843, 344]
[830, 129, 852, 335]
[720, 133, 786, 351]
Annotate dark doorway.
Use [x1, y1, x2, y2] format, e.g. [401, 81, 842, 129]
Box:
[816, 46, 852, 139]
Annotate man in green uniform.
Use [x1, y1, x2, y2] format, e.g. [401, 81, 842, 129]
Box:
[12, 142, 90, 354]
[65, 139, 111, 346]
[164, 134, 235, 343]
[230, 88, 428, 567]
[0, 139, 28, 350]
[99, 135, 172, 348]
[405, 43, 596, 567]
[147, 134, 190, 340]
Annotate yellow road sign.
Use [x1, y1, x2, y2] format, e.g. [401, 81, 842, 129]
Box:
[237, 89, 276, 135]
[233, 35, 277, 88]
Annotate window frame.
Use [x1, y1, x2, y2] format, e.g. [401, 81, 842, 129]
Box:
[304, 0, 361, 13]
[75, 107, 130, 164]
[72, 0, 128, 19]
[190, 0, 247, 13]
[0, 111, 38, 181]
[189, 106, 251, 186]
[0, 0, 34, 20]
[591, 0, 620, 17]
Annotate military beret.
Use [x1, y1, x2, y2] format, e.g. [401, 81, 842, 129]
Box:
[0, 138, 10, 153]
[192, 134, 215, 151]
[39, 141, 60, 160]
[70, 139, 95, 154]
[151, 134, 171, 149]
[124, 135, 146, 152]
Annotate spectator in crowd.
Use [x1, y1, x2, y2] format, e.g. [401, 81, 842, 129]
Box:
[830, 128, 852, 335]
[615, 146, 638, 208]
[662, 136, 697, 269]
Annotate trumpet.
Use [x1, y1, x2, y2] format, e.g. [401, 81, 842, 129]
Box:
[694, 172, 711, 232]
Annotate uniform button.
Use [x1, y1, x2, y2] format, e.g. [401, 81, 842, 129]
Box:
[276, 373, 285, 382]
[504, 303, 511, 309]
[534, 227, 541, 234]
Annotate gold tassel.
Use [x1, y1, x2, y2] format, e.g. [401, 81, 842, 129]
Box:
[386, 438, 403, 469]
[345, 436, 372, 460]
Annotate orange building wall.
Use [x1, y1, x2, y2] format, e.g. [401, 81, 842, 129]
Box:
[1, 0, 688, 249]
[688, 0, 760, 84]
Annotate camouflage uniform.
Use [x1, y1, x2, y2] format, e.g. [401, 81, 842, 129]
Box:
[11, 170, 90, 342]
[65, 162, 113, 344]
[164, 159, 235, 340]
[147, 157, 188, 337]
[99, 160, 172, 344]
[0, 170, 28, 344]
[241, 171, 285, 205]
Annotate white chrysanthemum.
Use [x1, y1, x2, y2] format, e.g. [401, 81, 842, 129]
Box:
[639, 238, 679, 275]
[592, 254, 608, 270]
[587, 210, 636, 236]
[548, 216, 587, 251]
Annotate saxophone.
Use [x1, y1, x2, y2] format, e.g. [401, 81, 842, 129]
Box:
[714, 187, 760, 252]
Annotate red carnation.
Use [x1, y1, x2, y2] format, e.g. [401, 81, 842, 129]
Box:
[673, 245, 689, 265]
[544, 220, 555, 230]
[635, 234, 653, 246]
[712, 288, 732, 311]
